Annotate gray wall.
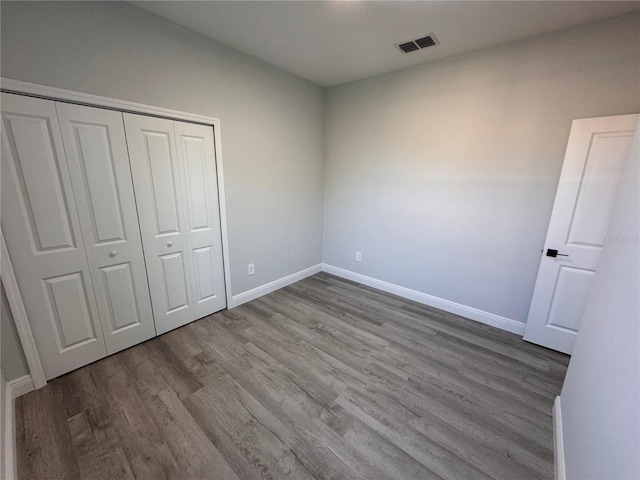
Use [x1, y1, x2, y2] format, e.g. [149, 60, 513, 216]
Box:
[1, 286, 29, 381]
[1, 1, 325, 298]
[559, 122, 639, 479]
[323, 12, 640, 324]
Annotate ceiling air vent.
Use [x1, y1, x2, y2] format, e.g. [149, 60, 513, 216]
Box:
[398, 41, 419, 53]
[396, 33, 439, 54]
[415, 35, 436, 48]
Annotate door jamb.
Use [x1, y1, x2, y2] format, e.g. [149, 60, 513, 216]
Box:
[1, 230, 47, 389]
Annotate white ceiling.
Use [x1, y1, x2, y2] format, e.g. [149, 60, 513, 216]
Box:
[133, 1, 640, 87]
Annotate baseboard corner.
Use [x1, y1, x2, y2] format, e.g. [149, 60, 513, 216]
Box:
[4, 375, 35, 479]
[553, 396, 566, 480]
[8, 374, 34, 400]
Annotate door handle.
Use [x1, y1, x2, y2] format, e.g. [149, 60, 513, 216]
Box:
[167, 241, 173, 248]
[109, 250, 117, 258]
[546, 249, 569, 258]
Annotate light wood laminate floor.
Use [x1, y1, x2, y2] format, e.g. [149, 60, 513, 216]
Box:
[16, 273, 569, 480]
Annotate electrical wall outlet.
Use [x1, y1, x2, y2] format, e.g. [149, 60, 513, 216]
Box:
[248, 263, 255, 275]
[355, 251, 362, 261]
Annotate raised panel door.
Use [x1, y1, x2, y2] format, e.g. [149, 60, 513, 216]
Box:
[124, 113, 195, 334]
[524, 114, 638, 353]
[174, 121, 226, 319]
[1, 93, 107, 379]
[56, 103, 156, 354]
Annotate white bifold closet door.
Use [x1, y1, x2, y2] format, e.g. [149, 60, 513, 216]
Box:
[56, 103, 156, 354]
[2, 94, 155, 379]
[2, 94, 106, 380]
[124, 113, 226, 335]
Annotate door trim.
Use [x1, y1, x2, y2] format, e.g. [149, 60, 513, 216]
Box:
[553, 396, 567, 480]
[1, 231, 47, 389]
[0, 78, 216, 125]
[0, 78, 233, 388]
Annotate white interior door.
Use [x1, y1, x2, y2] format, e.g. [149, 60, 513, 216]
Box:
[56, 103, 156, 354]
[524, 114, 638, 354]
[124, 113, 195, 334]
[1, 93, 107, 379]
[174, 121, 226, 318]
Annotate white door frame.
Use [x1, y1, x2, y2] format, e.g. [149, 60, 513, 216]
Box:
[1, 230, 47, 389]
[0, 78, 234, 389]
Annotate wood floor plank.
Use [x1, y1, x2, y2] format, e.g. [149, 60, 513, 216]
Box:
[68, 409, 135, 480]
[337, 386, 493, 480]
[128, 441, 180, 480]
[146, 389, 240, 480]
[90, 356, 167, 462]
[356, 362, 552, 478]
[16, 273, 569, 480]
[16, 384, 81, 479]
[183, 374, 316, 480]
[343, 420, 441, 480]
[368, 346, 555, 461]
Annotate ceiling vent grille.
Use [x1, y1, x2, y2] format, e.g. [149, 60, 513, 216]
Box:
[398, 41, 419, 53]
[396, 34, 439, 54]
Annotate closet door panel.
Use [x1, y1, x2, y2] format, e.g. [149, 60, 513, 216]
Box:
[57, 103, 156, 354]
[4, 115, 75, 250]
[160, 252, 190, 311]
[124, 113, 194, 334]
[193, 246, 216, 301]
[99, 262, 142, 331]
[1, 93, 107, 380]
[67, 122, 124, 241]
[145, 131, 182, 234]
[43, 272, 97, 350]
[175, 121, 226, 318]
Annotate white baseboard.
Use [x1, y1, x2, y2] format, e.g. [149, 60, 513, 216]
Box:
[229, 264, 323, 308]
[322, 264, 526, 335]
[3, 378, 14, 480]
[553, 396, 566, 480]
[3, 375, 35, 480]
[8, 375, 34, 400]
